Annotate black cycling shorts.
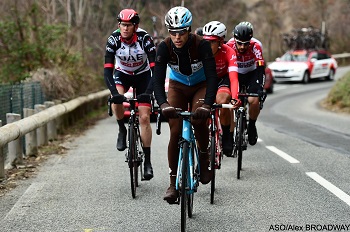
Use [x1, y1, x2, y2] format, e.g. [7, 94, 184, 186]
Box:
[113, 70, 151, 95]
[238, 70, 260, 94]
[217, 74, 230, 89]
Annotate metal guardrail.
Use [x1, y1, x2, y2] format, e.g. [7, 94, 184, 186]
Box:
[0, 89, 110, 178]
[333, 52, 350, 59]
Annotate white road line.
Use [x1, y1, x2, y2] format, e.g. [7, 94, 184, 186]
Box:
[266, 146, 300, 163]
[2, 182, 46, 221]
[306, 172, 350, 207]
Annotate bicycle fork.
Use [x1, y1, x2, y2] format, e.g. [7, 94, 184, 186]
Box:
[176, 120, 198, 195]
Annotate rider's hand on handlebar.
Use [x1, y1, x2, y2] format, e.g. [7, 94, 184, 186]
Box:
[231, 98, 242, 109]
[160, 103, 179, 119]
[110, 93, 126, 104]
[193, 104, 211, 119]
[257, 88, 267, 103]
[137, 93, 152, 104]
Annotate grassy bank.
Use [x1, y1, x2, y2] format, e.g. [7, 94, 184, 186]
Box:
[322, 71, 350, 114]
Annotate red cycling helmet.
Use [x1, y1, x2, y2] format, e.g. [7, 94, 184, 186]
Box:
[117, 9, 140, 25]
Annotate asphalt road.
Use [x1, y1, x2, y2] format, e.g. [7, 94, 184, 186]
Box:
[0, 67, 350, 232]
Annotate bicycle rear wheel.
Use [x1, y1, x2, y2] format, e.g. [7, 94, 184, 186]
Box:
[129, 126, 138, 198]
[210, 134, 216, 204]
[181, 141, 189, 232]
[236, 112, 244, 179]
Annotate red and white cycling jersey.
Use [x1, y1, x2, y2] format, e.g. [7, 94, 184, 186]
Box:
[226, 38, 265, 74]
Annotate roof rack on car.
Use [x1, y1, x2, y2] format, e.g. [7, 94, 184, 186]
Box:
[281, 26, 329, 51]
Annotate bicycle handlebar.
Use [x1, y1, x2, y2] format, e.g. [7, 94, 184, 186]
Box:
[238, 92, 260, 98]
[211, 103, 235, 109]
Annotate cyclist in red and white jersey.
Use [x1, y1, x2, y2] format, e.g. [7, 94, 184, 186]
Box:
[104, 9, 156, 180]
[226, 21, 265, 146]
[202, 21, 241, 156]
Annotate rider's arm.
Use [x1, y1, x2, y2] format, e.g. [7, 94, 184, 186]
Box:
[252, 43, 266, 89]
[104, 35, 119, 96]
[199, 40, 218, 106]
[144, 33, 157, 94]
[153, 41, 170, 106]
[223, 44, 239, 100]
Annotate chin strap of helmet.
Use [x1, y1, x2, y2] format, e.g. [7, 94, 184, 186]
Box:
[121, 33, 137, 45]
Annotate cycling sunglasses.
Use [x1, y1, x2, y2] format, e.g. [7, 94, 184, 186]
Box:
[168, 27, 189, 36]
[236, 40, 250, 46]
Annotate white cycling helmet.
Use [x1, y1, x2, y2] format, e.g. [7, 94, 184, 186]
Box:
[203, 21, 227, 40]
[165, 6, 192, 29]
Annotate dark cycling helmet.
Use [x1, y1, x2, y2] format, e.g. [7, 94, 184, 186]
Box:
[233, 22, 253, 42]
[195, 27, 203, 36]
[117, 9, 140, 25]
[165, 6, 192, 29]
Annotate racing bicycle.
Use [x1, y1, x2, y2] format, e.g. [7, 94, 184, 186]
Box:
[156, 107, 200, 232]
[108, 91, 148, 199]
[233, 86, 265, 179]
[209, 103, 235, 204]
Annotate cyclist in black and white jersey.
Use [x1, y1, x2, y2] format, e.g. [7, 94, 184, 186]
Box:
[104, 9, 156, 180]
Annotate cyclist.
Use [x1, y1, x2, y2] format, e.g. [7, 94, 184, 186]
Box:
[153, 6, 218, 203]
[226, 21, 266, 146]
[104, 9, 156, 180]
[202, 21, 241, 156]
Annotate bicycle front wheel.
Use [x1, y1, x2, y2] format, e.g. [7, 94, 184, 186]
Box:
[188, 142, 196, 218]
[181, 141, 189, 232]
[129, 126, 138, 198]
[210, 134, 216, 204]
[236, 112, 244, 179]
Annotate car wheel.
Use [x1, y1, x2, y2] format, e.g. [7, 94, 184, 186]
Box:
[326, 69, 335, 81]
[302, 71, 310, 84]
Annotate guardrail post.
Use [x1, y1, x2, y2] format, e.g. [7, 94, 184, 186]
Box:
[54, 99, 63, 134]
[0, 120, 4, 180]
[44, 101, 57, 141]
[23, 108, 38, 156]
[6, 113, 23, 168]
[35, 104, 48, 147]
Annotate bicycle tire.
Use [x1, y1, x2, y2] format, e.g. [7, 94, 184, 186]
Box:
[236, 111, 244, 179]
[188, 143, 195, 218]
[210, 134, 216, 204]
[181, 141, 189, 232]
[129, 126, 138, 198]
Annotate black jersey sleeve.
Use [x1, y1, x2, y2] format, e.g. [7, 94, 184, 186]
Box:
[153, 41, 170, 106]
[104, 34, 118, 96]
[199, 40, 218, 106]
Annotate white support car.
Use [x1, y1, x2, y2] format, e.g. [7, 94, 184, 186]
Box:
[268, 49, 337, 83]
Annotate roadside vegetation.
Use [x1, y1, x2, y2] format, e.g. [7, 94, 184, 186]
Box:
[323, 72, 350, 114]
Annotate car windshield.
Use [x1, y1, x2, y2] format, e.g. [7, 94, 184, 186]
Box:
[280, 52, 308, 62]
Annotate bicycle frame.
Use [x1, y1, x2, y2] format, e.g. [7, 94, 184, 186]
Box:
[176, 112, 199, 194]
[126, 92, 145, 198]
[210, 109, 223, 169]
